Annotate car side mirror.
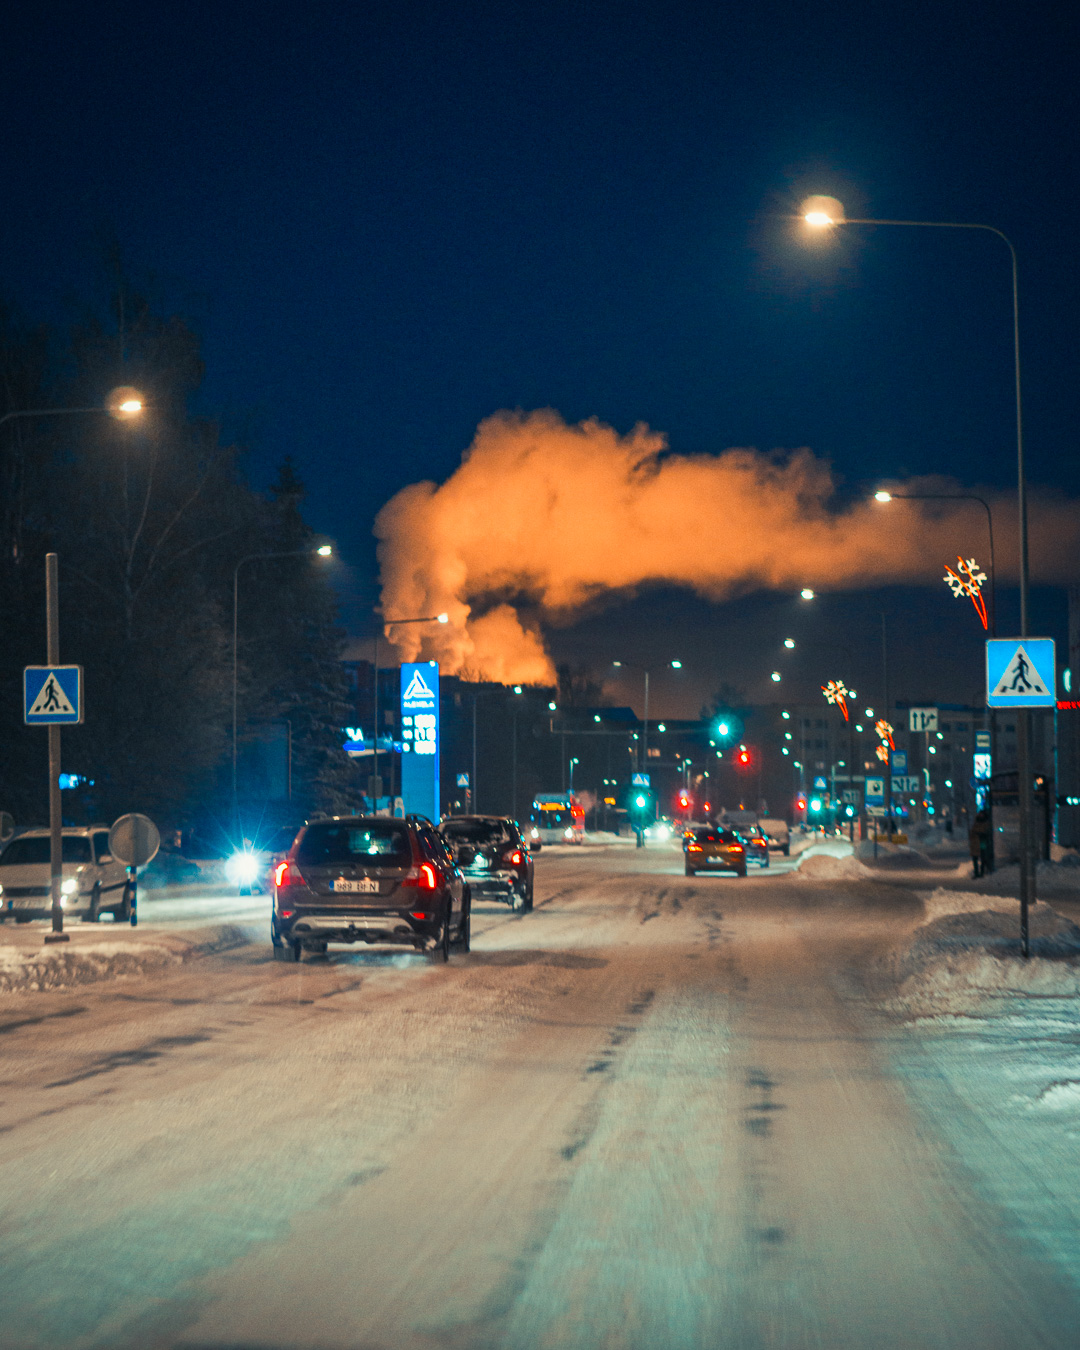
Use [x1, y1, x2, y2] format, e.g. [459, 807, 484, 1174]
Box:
[457, 845, 476, 865]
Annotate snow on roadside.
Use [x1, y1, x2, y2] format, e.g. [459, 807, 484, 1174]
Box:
[794, 852, 873, 881]
[0, 924, 255, 995]
[885, 888, 1080, 1015]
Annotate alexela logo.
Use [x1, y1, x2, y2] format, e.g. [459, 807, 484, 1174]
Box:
[402, 670, 435, 702]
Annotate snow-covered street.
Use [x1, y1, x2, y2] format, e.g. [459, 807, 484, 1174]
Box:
[3, 842, 1080, 1348]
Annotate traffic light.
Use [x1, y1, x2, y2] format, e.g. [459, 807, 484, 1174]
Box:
[796, 794, 807, 813]
[677, 790, 690, 810]
[735, 746, 752, 769]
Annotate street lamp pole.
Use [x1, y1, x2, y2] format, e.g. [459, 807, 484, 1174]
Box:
[874, 491, 996, 635]
[804, 204, 1033, 950]
[233, 545, 332, 822]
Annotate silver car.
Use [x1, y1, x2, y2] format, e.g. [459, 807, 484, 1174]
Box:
[0, 826, 132, 923]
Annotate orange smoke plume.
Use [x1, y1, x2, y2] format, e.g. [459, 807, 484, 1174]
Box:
[374, 409, 1078, 682]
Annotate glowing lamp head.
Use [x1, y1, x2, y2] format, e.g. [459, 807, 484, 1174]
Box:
[874, 490, 893, 503]
[436, 612, 449, 623]
[108, 385, 145, 418]
[800, 588, 815, 600]
[784, 638, 795, 649]
[801, 195, 845, 228]
[670, 660, 682, 669]
[770, 671, 781, 683]
[316, 544, 333, 557]
[717, 721, 729, 737]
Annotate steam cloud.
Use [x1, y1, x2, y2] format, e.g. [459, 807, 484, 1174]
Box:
[374, 409, 1077, 683]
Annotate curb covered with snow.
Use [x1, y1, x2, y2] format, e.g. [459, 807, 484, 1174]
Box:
[0, 923, 257, 995]
[886, 888, 1080, 1013]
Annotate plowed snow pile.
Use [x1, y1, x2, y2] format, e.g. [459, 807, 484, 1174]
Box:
[795, 852, 873, 881]
[887, 888, 1080, 1013]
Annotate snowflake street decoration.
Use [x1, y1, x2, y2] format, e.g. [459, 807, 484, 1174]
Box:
[821, 679, 850, 721]
[874, 719, 895, 749]
[943, 556, 988, 630]
[875, 743, 890, 763]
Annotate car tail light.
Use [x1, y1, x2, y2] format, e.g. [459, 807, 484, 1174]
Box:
[688, 843, 703, 853]
[274, 860, 304, 888]
[279, 908, 295, 919]
[504, 850, 524, 866]
[404, 863, 439, 890]
[730, 844, 744, 853]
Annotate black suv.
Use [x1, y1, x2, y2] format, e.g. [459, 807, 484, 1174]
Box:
[438, 816, 534, 911]
[271, 816, 469, 962]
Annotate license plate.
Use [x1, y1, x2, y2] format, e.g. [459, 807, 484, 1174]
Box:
[332, 877, 379, 894]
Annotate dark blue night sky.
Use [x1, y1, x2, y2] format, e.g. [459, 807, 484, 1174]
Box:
[2, 0, 1076, 709]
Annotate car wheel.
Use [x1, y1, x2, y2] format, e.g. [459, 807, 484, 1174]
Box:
[524, 881, 534, 912]
[737, 867, 747, 878]
[511, 885, 525, 912]
[783, 844, 790, 856]
[271, 917, 284, 950]
[84, 882, 101, 923]
[291, 940, 303, 962]
[115, 883, 133, 922]
[685, 864, 696, 877]
[431, 903, 451, 963]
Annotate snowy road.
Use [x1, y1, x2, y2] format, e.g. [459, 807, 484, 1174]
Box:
[2, 844, 1079, 1348]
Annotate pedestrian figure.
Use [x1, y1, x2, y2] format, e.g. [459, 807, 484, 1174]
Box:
[1008, 652, 1033, 693]
[970, 809, 991, 878]
[41, 676, 62, 712]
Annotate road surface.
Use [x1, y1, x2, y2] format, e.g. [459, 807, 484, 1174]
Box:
[1, 842, 1078, 1348]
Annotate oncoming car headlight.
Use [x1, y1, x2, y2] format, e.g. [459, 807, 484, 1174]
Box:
[563, 827, 574, 839]
[226, 852, 262, 886]
[61, 877, 79, 896]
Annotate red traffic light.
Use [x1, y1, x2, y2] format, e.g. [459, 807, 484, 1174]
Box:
[736, 748, 751, 767]
[796, 795, 807, 812]
[677, 791, 690, 809]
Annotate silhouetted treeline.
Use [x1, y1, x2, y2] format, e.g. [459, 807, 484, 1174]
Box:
[0, 286, 358, 834]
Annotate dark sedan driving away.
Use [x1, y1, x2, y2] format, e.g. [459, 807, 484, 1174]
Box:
[272, 815, 469, 962]
[438, 815, 534, 910]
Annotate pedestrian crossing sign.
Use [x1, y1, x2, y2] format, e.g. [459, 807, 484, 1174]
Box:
[986, 638, 1056, 708]
[23, 666, 83, 724]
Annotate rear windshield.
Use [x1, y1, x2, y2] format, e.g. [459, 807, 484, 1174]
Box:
[296, 821, 411, 867]
[440, 820, 508, 844]
[692, 829, 737, 844]
[1, 836, 93, 865]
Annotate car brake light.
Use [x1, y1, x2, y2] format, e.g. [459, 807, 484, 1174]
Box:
[504, 850, 523, 866]
[730, 845, 744, 853]
[279, 909, 295, 919]
[274, 860, 304, 887]
[405, 863, 439, 890]
[688, 843, 703, 852]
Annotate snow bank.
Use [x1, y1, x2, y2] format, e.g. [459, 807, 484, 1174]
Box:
[794, 852, 874, 881]
[0, 924, 254, 995]
[887, 893, 1080, 1013]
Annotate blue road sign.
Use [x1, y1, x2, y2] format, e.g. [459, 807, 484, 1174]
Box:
[890, 750, 907, 773]
[812, 776, 827, 790]
[400, 662, 440, 821]
[864, 776, 884, 805]
[986, 638, 1056, 708]
[456, 773, 469, 788]
[24, 666, 82, 724]
[631, 772, 650, 787]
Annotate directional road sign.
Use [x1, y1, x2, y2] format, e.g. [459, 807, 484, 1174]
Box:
[23, 666, 83, 724]
[908, 707, 938, 733]
[975, 731, 992, 750]
[892, 775, 921, 795]
[987, 638, 1056, 708]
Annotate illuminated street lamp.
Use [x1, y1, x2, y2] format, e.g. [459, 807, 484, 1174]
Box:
[233, 544, 334, 809]
[801, 194, 1036, 942]
[0, 387, 146, 429]
[611, 659, 683, 768]
[874, 490, 996, 634]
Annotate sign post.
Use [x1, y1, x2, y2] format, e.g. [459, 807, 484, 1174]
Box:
[22, 554, 84, 943]
[987, 637, 1056, 957]
[400, 662, 440, 822]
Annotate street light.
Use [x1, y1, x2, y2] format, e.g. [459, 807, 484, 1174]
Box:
[569, 757, 580, 791]
[0, 389, 147, 429]
[873, 490, 996, 634]
[802, 195, 1035, 944]
[233, 544, 333, 812]
[800, 588, 815, 600]
[611, 659, 683, 767]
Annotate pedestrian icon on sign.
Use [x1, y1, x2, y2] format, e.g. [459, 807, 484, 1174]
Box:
[1007, 651, 1033, 692]
[39, 677, 64, 712]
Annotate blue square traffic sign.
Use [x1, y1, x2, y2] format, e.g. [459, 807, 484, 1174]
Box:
[986, 638, 1056, 708]
[24, 666, 83, 724]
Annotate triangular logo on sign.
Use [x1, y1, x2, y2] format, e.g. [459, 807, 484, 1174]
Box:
[991, 643, 1051, 699]
[29, 673, 75, 717]
[402, 670, 434, 700]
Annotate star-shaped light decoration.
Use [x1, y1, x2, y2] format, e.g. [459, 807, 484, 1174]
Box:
[821, 678, 850, 722]
[875, 744, 890, 763]
[874, 719, 895, 749]
[943, 556, 989, 630]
